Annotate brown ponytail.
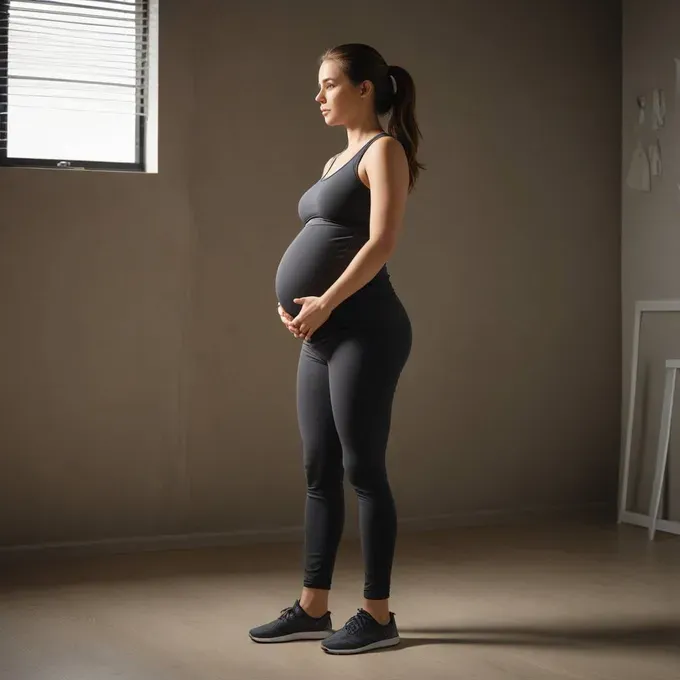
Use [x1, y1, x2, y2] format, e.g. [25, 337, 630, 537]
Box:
[320, 44, 425, 191]
[386, 65, 425, 191]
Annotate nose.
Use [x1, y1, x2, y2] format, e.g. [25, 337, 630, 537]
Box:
[315, 91, 324, 104]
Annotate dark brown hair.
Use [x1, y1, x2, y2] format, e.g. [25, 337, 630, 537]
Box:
[320, 43, 425, 191]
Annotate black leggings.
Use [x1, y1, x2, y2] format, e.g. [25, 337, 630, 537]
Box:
[296, 300, 412, 600]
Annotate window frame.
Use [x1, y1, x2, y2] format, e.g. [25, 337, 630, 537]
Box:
[0, 0, 150, 173]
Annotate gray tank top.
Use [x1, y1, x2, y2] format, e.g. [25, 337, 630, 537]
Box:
[275, 132, 393, 322]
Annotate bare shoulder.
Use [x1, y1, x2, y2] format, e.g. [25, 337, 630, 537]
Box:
[370, 134, 406, 161]
[359, 134, 408, 187]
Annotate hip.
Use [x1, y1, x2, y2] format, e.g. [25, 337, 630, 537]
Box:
[307, 289, 412, 347]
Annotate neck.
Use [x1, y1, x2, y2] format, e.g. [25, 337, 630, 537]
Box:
[345, 117, 383, 148]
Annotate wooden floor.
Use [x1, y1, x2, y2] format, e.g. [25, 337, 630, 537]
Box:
[1, 519, 679, 679]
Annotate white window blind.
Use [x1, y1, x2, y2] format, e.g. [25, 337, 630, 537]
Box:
[0, 0, 151, 169]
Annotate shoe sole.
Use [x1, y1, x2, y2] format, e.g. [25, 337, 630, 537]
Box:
[321, 635, 401, 655]
[249, 630, 333, 643]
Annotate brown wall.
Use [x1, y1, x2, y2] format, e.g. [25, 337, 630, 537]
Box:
[621, 0, 680, 521]
[0, 0, 622, 551]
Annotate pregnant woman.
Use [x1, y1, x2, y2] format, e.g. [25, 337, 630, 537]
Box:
[249, 43, 424, 655]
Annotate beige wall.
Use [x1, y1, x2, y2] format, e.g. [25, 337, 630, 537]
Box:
[0, 0, 621, 552]
[621, 0, 680, 520]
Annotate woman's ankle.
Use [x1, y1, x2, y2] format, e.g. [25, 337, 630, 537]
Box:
[363, 598, 390, 625]
[299, 587, 329, 618]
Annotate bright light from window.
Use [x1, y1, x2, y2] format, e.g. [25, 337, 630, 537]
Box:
[6, 0, 142, 163]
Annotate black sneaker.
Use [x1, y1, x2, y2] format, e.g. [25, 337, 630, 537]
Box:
[248, 600, 333, 643]
[321, 608, 400, 655]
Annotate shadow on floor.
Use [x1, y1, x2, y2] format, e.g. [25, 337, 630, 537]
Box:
[386, 620, 680, 653]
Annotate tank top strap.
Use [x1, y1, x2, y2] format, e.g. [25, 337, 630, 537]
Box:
[352, 132, 390, 171]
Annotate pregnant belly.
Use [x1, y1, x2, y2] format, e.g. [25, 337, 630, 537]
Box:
[275, 220, 362, 317]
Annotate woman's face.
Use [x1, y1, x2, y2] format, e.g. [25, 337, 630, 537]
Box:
[315, 59, 367, 127]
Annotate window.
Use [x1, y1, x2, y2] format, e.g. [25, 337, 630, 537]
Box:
[0, 0, 156, 171]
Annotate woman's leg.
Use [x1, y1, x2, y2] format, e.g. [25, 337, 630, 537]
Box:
[327, 320, 412, 620]
[297, 341, 345, 615]
[248, 342, 343, 643]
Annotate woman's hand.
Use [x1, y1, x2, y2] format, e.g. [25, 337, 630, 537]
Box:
[290, 296, 332, 341]
[278, 303, 303, 339]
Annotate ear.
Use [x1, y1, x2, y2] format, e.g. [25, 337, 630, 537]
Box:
[360, 80, 373, 97]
